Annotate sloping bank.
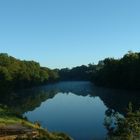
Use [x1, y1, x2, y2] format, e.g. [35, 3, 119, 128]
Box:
[0, 105, 73, 140]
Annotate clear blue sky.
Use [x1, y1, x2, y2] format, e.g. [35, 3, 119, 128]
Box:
[0, 0, 140, 68]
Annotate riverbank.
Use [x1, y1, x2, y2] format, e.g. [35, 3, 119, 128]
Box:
[0, 105, 72, 140]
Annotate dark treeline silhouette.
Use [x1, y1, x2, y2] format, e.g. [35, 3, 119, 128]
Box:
[1, 51, 140, 92]
[58, 51, 140, 90]
[93, 51, 140, 90]
[58, 64, 96, 81]
[0, 53, 59, 92]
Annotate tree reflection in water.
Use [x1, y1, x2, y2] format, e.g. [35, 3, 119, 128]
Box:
[0, 81, 140, 139]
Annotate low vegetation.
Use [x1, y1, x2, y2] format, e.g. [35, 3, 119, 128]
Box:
[0, 105, 72, 140]
[105, 103, 140, 140]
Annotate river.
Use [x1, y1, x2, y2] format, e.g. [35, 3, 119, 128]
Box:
[1, 81, 140, 140]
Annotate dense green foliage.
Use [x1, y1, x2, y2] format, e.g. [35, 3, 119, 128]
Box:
[0, 53, 59, 92]
[1, 51, 140, 92]
[58, 64, 96, 81]
[93, 51, 140, 90]
[58, 51, 140, 90]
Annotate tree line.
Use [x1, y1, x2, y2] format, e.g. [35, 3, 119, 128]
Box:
[0, 51, 140, 92]
[0, 53, 59, 92]
[58, 51, 140, 90]
[58, 64, 96, 81]
[93, 51, 140, 90]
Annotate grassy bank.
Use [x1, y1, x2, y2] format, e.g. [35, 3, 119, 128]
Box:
[0, 105, 72, 140]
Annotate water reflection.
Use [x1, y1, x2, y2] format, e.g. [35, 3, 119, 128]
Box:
[0, 88, 57, 114]
[0, 81, 140, 140]
[0, 81, 139, 115]
[24, 92, 107, 140]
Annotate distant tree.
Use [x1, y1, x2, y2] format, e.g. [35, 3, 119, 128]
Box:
[58, 64, 96, 81]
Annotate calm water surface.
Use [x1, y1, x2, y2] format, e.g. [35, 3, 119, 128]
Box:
[25, 95, 107, 139]
[23, 82, 140, 140]
[2, 81, 140, 140]
[24, 82, 108, 140]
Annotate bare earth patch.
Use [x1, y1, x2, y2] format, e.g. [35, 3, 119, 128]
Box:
[0, 124, 38, 140]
